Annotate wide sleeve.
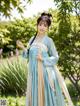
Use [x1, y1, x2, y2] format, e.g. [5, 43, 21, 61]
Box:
[42, 38, 59, 66]
[22, 48, 28, 58]
[22, 36, 34, 59]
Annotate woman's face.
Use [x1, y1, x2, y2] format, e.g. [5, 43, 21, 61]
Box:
[37, 20, 48, 35]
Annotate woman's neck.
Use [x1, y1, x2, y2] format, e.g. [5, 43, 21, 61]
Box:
[37, 32, 47, 37]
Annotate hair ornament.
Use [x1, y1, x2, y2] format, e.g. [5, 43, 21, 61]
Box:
[41, 12, 52, 21]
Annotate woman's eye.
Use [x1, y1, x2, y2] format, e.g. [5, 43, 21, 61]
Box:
[39, 24, 42, 26]
[44, 24, 47, 27]
[38, 23, 42, 26]
[39, 23, 47, 27]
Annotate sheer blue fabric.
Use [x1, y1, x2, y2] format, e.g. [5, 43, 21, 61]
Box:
[22, 35, 66, 106]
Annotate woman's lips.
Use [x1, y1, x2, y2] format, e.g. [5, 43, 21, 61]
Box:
[40, 29, 44, 32]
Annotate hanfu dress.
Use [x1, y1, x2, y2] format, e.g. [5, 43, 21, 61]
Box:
[22, 35, 74, 106]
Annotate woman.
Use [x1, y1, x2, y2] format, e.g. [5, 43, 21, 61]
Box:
[17, 12, 74, 106]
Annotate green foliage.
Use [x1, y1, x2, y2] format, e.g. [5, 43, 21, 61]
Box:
[57, 1, 72, 37]
[51, 0, 80, 96]
[0, 22, 12, 48]
[7, 18, 36, 46]
[57, 16, 80, 96]
[65, 79, 80, 106]
[0, 29, 11, 47]
[0, 57, 28, 96]
[0, 96, 25, 106]
[0, 18, 36, 55]
[0, 0, 32, 18]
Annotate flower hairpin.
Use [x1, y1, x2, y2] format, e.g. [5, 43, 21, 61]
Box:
[41, 15, 52, 21]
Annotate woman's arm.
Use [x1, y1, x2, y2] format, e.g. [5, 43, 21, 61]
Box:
[42, 38, 59, 66]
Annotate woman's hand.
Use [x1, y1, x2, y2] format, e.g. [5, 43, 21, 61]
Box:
[37, 53, 43, 61]
[16, 40, 25, 50]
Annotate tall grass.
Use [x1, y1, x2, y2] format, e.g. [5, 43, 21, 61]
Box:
[0, 57, 28, 96]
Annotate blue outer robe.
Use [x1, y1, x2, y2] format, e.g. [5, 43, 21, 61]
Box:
[22, 35, 74, 106]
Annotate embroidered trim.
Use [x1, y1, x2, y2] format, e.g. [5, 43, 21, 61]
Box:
[31, 42, 48, 52]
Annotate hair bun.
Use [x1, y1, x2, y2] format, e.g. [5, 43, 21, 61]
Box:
[47, 13, 52, 18]
[41, 12, 52, 18]
[41, 12, 46, 16]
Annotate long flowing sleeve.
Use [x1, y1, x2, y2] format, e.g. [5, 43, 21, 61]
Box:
[22, 36, 34, 59]
[22, 48, 28, 58]
[43, 38, 59, 66]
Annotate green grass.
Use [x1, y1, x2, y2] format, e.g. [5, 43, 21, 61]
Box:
[0, 96, 25, 106]
[0, 56, 28, 96]
[65, 78, 80, 106]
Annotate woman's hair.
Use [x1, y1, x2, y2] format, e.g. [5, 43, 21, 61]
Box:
[27, 12, 52, 55]
[37, 12, 52, 27]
